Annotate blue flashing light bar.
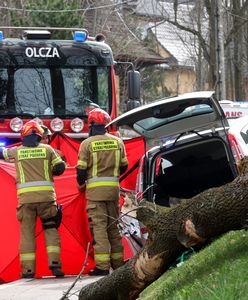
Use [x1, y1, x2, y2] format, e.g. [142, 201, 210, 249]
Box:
[0, 31, 3, 41]
[74, 31, 88, 42]
[0, 141, 6, 147]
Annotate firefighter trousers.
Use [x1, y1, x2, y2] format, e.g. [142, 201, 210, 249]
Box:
[16, 202, 62, 276]
[87, 200, 124, 271]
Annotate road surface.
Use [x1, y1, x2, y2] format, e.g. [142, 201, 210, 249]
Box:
[0, 275, 101, 300]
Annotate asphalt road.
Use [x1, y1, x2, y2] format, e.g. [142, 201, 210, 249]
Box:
[0, 275, 101, 300]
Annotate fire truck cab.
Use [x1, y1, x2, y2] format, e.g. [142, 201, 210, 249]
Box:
[0, 29, 140, 146]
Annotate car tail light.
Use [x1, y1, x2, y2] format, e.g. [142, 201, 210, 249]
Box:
[70, 118, 84, 133]
[50, 118, 64, 132]
[228, 133, 244, 162]
[10, 117, 23, 132]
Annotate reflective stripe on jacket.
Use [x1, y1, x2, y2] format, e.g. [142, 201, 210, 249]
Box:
[17, 180, 54, 195]
[86, 176, 119, 189]
[4, 144, 64, 204]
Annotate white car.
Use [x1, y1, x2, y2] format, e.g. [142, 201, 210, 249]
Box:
[228, 116, 248, 159]
[109, 91, 239, 206]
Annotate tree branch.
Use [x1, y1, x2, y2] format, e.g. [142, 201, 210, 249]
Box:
[161, 17, 210, 63]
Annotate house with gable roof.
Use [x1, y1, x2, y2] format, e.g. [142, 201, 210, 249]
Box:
[123, 0, 198, 99]
[82, 0, 198, 109]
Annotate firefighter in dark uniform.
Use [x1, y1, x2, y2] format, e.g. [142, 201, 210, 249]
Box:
[76, 108, 128, 276]
[0, 121, 65, 278]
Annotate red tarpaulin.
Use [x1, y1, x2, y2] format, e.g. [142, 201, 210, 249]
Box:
[0, 133, 145, 283]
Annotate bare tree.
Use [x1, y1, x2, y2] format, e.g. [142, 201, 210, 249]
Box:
[118, 0, 248, 100]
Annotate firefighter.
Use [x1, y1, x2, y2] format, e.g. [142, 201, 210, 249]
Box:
[0, 120, 65, 278]
[76, 108, 128, 276]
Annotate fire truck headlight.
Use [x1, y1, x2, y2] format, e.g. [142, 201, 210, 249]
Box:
[32, 117, 43, 126]
[50, 118, 64, 132]
[74, 30, 88, 42]
[10, 117, 23, 132]
[70, 118, 84, 133]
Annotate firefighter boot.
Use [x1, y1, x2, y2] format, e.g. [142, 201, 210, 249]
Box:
[88, 267, 109, 276]
[21, 269, 35, 279]
[50, 267, 64, 277]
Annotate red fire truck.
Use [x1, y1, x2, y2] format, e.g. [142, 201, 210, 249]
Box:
[0, 28, 140, 147]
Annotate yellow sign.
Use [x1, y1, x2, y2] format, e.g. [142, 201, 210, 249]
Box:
[91, 140, 118, 152]
[17, 148, 46, 160]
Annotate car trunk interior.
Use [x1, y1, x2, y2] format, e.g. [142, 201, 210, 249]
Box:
[152, 138, 236, 206]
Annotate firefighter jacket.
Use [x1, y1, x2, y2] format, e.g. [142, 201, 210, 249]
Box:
[3, 144, 64, 204]
[76, 133, 128, 201]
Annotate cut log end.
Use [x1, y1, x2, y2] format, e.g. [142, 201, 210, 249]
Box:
[177, 219, 206, 247]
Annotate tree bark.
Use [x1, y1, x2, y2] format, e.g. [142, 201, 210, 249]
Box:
[78, 157, 248, 300]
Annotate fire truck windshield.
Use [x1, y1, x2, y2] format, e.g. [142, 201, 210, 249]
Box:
[0, 65, 110, 117]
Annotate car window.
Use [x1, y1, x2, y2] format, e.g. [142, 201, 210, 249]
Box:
[135, 103, 213, 131]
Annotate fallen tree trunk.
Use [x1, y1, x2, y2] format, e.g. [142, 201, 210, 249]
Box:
[78, 157, 248, 300]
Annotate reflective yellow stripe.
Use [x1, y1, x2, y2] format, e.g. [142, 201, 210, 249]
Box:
[113, 150, 120, 177]
[17, 162, 25, 183]
[20, 253, 36, 261]
[111, 252, 123, 260]
[92, 152, 97, 177]
[95, 254, 110, 262]
[52, 156, 62, 166]
[77, 160, 87, 168]
[44, 160, 50, 181]
[86, 181, 119, 189]
[17, 181, 53, 189]
[47, 246, 60, 253]
[17, 186, 54, 194]
[2, 148, 9, 160]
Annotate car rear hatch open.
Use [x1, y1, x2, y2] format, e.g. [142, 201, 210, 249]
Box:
[109, 91, 238, 204]
[108, 91, 229, 148]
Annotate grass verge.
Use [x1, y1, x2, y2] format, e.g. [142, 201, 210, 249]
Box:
[139, 230, 248, 300]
